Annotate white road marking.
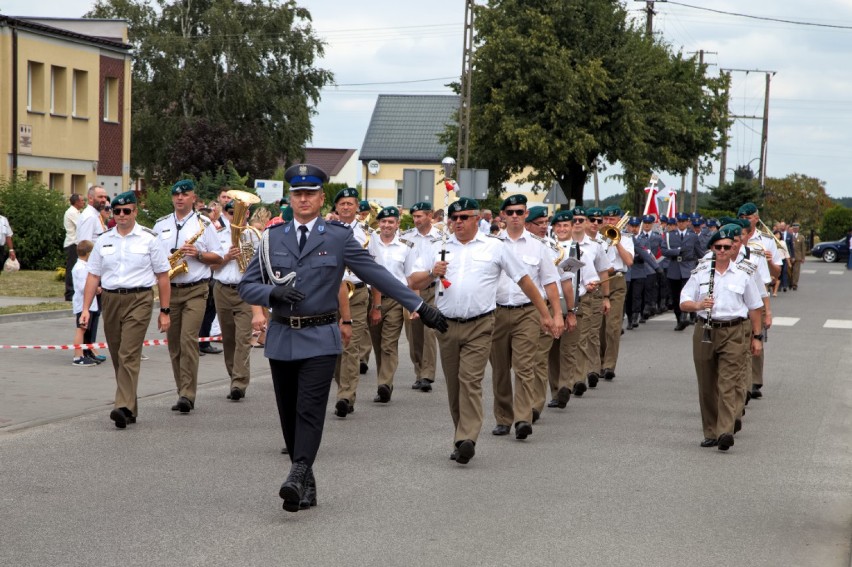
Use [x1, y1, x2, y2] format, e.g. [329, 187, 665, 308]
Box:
[771, 317, 799, 326]
[828, 270, 845, 275]
[802, 270, 817, 274]
[824, 319, 852, 329]
[649, 314, 676, 322]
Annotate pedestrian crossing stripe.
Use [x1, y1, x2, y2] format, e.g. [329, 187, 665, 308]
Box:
[824, 320, 852, 329]
[828, 271, 845, 275]
[771, 317, 799, 326]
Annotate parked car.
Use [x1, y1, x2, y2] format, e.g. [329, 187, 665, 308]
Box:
[811, 238, 850, 263]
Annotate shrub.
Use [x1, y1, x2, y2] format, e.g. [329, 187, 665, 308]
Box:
[0, 176, 66, 270]
[819, 206, 852, 241]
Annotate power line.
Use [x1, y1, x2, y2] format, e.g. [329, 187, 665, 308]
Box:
[329, 76, 456, 87]
[667, 2, 852, 30]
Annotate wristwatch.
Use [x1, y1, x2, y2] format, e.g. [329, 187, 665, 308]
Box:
[160, 307, 171, 314]
[752, 333, 763, 340]
[340, 320, 353, 325]
[372, 305, 382, 311]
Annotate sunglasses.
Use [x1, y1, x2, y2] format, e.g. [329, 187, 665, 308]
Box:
[572, 218, 586, 224]
[712, 244, 733, 251]
[589, 218, 603, 224]
[113, 207, 135, 216]
[503, 209, 526, 216]
[450, 214, 474, 222]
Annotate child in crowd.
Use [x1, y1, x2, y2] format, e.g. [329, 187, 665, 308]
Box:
[72, 240, 105, 366]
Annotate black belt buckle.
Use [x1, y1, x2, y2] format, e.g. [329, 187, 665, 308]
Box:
[290, 316, 302, 330]
[116, 288, 130, 295]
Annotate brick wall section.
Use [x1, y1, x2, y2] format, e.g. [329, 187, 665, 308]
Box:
[98, 55, 125, 176]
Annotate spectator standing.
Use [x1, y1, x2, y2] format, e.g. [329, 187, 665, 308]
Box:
[63, 194, 85, 300]
[76, 185, 109, 244]
[0, 210, 15, 272]
[71, 240, 99, 366]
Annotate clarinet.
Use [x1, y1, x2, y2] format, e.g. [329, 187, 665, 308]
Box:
[701, 252, 716, 343]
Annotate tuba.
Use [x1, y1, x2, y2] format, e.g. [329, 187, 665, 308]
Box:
[601, 212, 630, 246]
[226, 189, 263, 272]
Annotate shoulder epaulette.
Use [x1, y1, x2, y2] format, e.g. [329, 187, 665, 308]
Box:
[429, 236, 442, 244]
[140, 227, 157, 236]
[327, 220, 348, 228]
[155, 214, 171, 223]
[401, 228, 415, 236]
[691, 262, 711, 275]
[736, 258, 757, 275]
[398, 238, 415, 248]
[101, 227, 116, 235]
[486, 233, 506, 241]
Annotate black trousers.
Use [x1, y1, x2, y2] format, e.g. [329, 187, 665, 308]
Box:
[199, 279, 217, 339]
[629, 277, 642, 315]
[64, 244, 78, 301]
[269, 355, 338, 467]
[668, 277, 687, 320]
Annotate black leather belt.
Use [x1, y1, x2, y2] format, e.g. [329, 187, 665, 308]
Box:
[446, 310, 495, 324]
[216, 281, 240, 289]
[350, 282, 366, 289]
[103, 287, 151, 294]
[496, 302, 533, 310]
[699, 317, 745, 328]
[271, 311, 337, 329]
[171, 279, 208, 289]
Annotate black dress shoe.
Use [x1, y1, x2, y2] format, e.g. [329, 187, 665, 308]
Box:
[602, 368, 616, 381]
[700, 437, 718, 448]
[572, 382, 587, 397]
[279, 462, 309, 513]
[556, 386, 571, 408]
[455, 440, 475, 464]
[110, 408, 129, 429]
[745, 390, 751, 405]
[492, 424, 511, 436]
[359, 362, 368, 375]
[374, 384, 392, 403]
[200, 344, 222, 354]
[412, 380, 423, 390]
[299, 467, 317, 510]
[750, 386, 763, 399]
[587, 373, 600, 388]
[419, 379, 433, 392]
[174, 397, 193, 413]
[449, 449, 459, 461]
[514, 421, 532, 440]
[734, 418, 742, 434]
[674, 320, 688, 331]
[227, 387, 244, 401]
[532, 408, 540, 423]
[281, 446, 288, 454]
[717, 433, 734, 451]
[334, 399, 352, 418]
[547, 399, 560, 408]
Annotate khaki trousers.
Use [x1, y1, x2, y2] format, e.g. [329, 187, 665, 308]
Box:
[404, 283, 437, 381]
[557, 310, 585, 392]
[437, 313, 495, 444]
[580, 290, 604, 377]
[600, 274, 626, 371]
[790, 259, 802, 288]
[359, 293, 372, 365]
[369, 296, 404, 388]
[167, 282, 207, 402]
[213, 282, 253, 392]
[533, 327, 554, 413]
[102, 289, 154, 416]
[751, 307, 765, 387]
[489, 305, 538, 426]
[336, 285, 368, 403]
[692, 321, 749, 439]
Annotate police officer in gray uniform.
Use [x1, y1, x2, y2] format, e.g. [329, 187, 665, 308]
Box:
[239, 164, 447, 513]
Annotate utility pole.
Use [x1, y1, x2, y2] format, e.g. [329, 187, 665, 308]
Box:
[456, 0, 475, 169]
[718, 71, 730, 188]
[634, 0, 666, 37]
[687, 49, 715, 210]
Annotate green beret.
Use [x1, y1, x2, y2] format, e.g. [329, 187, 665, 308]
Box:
[111, 191, 137, 207]
[586, 207, 603, 218]
[334, 187, 359, 203]
[281, 206, 293, 222]
[525, 206, 547, 223]
[603, 205, 622, 216]
[569, 206, 586, 217]
[411, 201, 433, 212]
[721, 217, 750, 229]
[449, 197, 479, 214]
[709, 224, 741, 246]
[377, 206, 400, 220]
[737, 202, 758, 216]
[171, 179, 195, 194]
[358, 200, 371, 212]
[501, 194, 527, 210]
[551, 210, 573, 225]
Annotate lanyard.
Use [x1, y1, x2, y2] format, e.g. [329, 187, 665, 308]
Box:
[173, 211, 196, 250]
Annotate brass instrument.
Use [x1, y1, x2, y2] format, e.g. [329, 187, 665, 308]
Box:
[226, 189, 263, 272]
[601, 212, 630, 246]
[757, 219, 789, 259]
[549, 239, 566, 267]
[168, 220, 209, 279]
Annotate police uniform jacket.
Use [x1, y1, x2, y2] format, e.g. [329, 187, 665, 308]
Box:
[660, 229, 701, 279]
[238, 219, 423, 361]
[629, 235, 658, 279]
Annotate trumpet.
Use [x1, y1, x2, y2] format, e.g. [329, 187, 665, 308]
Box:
[168, 220, 209, 279]
[757, 219, 789, 259]
[601, 212, 630, 246]
[226, 189, 263, 272]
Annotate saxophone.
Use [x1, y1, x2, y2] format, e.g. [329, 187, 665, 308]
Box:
[168, 219, 209, 279]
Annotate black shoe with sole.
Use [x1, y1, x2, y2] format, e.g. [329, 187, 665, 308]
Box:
[492, 424, 511, 436]
[602, 368, 616, 381]
[299, 467, 317, 510]
[411, 380, 423, 390]
[419, 379, 433, 392]
[717, 433, 735, 451]
[200, 344, 222, 354]
[455, 440, 475, 464]
[227, 388, 244, 401]
[532, 408, 540, 423]
[587, 373, 600, 388]
[556, 386, 571, 408]
[334, 399, 352, 418]
[373, 384, 392, 403]
[734, 418, 742, 434]
[110, 408, 131, 429]
[572, 382, 587, 397]
[700, 438, 718, 448]
[279, 462, 309, 513]
[359, 362, 368, 375]
[547, 399, 560, 408]
[514, 421, 532, 440]
[174, 397, 193, 413]
[750, 386, 763, 399]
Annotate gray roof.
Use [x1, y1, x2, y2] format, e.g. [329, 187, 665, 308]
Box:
[359, 95, 459, 163]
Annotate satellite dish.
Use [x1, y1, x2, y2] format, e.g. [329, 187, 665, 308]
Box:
[368, 160, 380, 175]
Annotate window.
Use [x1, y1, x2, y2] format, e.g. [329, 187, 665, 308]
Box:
[49, 173, 65, 192]
[26, 170, 42, 183]
[71, 175, 87, 194]
[103, 77, 119, 122]
[72, 70, 88, 118]
[27, 61, 45, 112]
[396, 180, 404, 206]
[51, 66, 67, 115]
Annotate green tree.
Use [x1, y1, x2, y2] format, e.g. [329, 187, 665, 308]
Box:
[708, 178, 762, 213]
[763, 174, 834, 230]
[819, 206, 852, 241]
[464, 0, 726, 204]
[0, 177, 66, 270]
[86, 0, 332, 183]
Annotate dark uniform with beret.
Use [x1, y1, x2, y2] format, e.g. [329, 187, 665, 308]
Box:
[239, 164, 446, 512]
[661, 212, 701, 330]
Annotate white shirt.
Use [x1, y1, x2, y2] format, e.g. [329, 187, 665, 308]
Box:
[63, 206, 80, 247]
[342, 221, 369, 285]
[72, 258, 97, 313]
[745, 233, 777, 285]
[368, 234, 421, 286]
[581, 234, 612, 274]
[0, 215, 12, 241]
[562, 237, 602, 297]
[701, 249, 768, 299]
[76, 205, 105, 244]
[153, 211, 222, 284]
[681, 261, 763, 320]
[478, 218, 491, 233]
[495, 229, 559, 305]
[212, 216, 249, 285]
[426, 231, 527, 319]
[602, 231, 635, 272]
[87, 223, 170, 289]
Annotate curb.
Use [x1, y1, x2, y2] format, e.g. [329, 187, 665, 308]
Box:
[0, 308, 74, 324]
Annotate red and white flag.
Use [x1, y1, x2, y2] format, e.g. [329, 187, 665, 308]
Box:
[642, 185, 660, 217]
[444, 178, 459, 193]
[665, 189, 678, 218]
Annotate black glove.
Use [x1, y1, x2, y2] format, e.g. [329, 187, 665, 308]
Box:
[655, 267, 664, 275]
[635, 255, 644, 264]
[416, 303, 448, 333]
[270, 284, 305, 307]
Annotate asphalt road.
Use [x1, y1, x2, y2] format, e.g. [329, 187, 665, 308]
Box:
[1, 260, 850, 567]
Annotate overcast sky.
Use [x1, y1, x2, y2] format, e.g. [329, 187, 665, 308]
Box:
[8, 0, 852, 199]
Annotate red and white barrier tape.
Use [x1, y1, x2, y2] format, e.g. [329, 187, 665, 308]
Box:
[0, 336, 222, 350]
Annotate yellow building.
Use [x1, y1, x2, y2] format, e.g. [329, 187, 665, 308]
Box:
[0, 16, 132, 197]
